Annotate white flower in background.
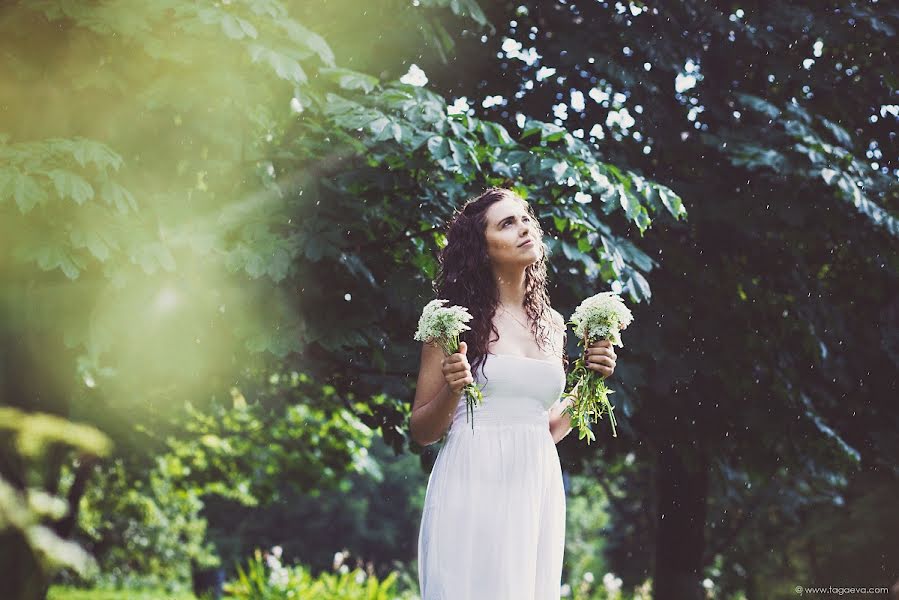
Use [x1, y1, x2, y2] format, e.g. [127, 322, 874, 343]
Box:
[482, 95, 505, 108]
[589, 86, 610, 104]
[535, 66, 556, 81]
[501, 37, 522, 55]
[560, 583, 571, 597]
[606, 107, 636, 131]
[603, 572, 623, 593]
[675, 58, 702, 93]
[571, 89, 586, 112]
[447, 97, 471, 116]
[400, 63, 428, 87]
[589, 123, 606, 139]
[265, 547, 289, 589]
[583, 571, 595, 583]
[268, 565, 289, 589]
[355, 570, 366, 584]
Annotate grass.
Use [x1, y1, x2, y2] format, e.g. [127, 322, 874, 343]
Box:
[48, 586, 197, 600]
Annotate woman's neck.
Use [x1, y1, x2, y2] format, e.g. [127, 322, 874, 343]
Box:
[493, 266, 527, 309]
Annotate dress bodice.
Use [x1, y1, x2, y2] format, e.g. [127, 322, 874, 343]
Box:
[448, 352, 567, 430]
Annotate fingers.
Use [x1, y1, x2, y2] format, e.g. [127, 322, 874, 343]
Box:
[450, 371, 474, 385]
[584, 347, 616, 377]
[585, 346, 616, 361]
[447, 370, 473, 392]
[442, 354, 471, 374]
[443, 347, 473, 391]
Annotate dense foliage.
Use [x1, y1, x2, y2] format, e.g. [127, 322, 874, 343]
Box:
[2, 0, 895, 599]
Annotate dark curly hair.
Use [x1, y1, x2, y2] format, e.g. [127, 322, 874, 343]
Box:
[432, 187, 568, 383]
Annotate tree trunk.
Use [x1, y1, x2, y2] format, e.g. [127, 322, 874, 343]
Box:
[653, 443, 710, 600]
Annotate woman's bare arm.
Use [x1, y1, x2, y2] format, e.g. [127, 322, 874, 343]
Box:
[549, 395, 575, 444]
[410, 341, 466, 446]
[548, 308, 575, 444]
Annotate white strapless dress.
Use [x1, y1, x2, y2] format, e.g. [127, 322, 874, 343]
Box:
[417, 352, 567, 600]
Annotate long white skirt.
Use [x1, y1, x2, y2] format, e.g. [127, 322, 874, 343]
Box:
[417, 416, 566, 600]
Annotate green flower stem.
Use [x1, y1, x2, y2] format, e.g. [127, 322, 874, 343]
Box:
[438, 334, 484, 433]
[561, 337, 618, 443]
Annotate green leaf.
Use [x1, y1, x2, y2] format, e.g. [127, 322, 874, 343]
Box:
[0, 168, 17, 202]
[577, 236, 592, 253]
[427, 136, 450, 160]
[153, 242, 177, 271]
[248, 44, 307, 84]
[551, 161, 570, 184]
[70, 228, 111, 262]
[101, 180, 137, 213]
[340, 252, 377, 287]
[657, 186, 687, 220]
[630, 271, 651, 301]
[480, 121, 513, 147]
[619, 187, 639, 220]
[819, 117, 853, 147]
[369, 116, 392, 139]
[14, 172, 46, 213]
[70, 139, 123, 171]
[319, 67, 379, 93]
[48, 169, 94, 205]
[735, 93, 781, 120]
[268, 248, 290, 282]
[221, 14, 246, 39]
[279, 20, 336, 66]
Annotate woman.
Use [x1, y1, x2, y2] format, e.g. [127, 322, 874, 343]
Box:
[411, 187, 617, 599]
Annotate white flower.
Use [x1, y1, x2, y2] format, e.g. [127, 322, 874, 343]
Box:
[603, 572, 623, 593]
[560, 583, 571, 597]
[268, 562, 289, 589]
[413, 299, 474, 350]
[583, 571, 595, 583]
[272, 545, 283, 559]
[400, 63, 428, 87]
[568, 291, 633, 347]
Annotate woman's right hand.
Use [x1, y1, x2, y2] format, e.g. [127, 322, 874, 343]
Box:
[442, 341, 473, 395]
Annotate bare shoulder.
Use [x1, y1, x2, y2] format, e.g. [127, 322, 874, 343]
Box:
[548, 307, 567, 356]
[549, 307, 566, 330]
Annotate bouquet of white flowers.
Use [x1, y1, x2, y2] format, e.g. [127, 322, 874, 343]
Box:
[413, 299, 485, 431]
[562, 292, 633, 443]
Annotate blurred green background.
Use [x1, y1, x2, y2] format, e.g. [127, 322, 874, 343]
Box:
[1, 1, 897, 599]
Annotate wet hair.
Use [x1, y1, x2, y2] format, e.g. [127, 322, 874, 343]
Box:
[432, 187, 568, 383]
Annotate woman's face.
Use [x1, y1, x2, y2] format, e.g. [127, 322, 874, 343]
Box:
[483, 195, 542, 267]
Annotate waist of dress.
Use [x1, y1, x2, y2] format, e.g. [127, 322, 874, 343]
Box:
[448, 408, 551, 430]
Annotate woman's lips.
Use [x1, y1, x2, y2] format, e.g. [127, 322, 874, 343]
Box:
[519, 239, 534, 247]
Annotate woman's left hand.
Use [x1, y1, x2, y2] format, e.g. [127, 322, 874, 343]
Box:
[585, 339, 616, 379]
